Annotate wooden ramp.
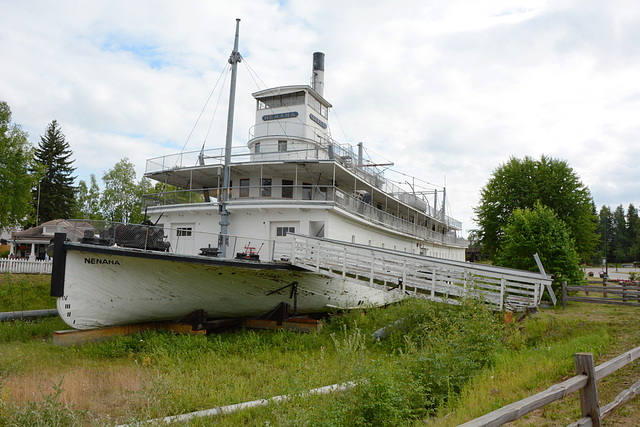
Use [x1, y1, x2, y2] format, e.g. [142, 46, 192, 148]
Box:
[285, 236, 553, 311]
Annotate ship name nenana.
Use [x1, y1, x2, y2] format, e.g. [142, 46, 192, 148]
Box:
[84, 258, 121, 265]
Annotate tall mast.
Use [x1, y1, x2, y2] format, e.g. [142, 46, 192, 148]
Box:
[219, 18, 241, 258]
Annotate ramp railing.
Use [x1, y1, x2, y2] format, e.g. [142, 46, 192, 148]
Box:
[286, 235, 553, 311]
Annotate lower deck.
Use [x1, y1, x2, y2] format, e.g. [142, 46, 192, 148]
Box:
[145, 201, 467, 262]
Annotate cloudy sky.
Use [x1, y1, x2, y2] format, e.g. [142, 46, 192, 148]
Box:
[2, 0, 639, 235]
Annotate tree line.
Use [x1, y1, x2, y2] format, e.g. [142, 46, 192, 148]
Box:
[1, 101, 151, 230]
[473, 155, 639, 293]
[597, 204, 640, 265]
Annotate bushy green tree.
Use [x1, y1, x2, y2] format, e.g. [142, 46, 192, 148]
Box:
[74, 174, 102, 219]
[495, 202, 584, 293]
[474, 155, 597, 261]
[101, 158, 138, 223]
[32, 120, 76, 224]
[100, 158, 150, 223]
[0, 101, 34, 228]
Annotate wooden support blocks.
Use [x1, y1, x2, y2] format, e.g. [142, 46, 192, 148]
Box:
[53, 322, 205, 347]
[244, 317, 323, 333]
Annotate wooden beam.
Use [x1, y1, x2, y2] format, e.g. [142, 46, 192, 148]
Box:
[244, 317, 322, 333]
[575, 353, 601, 426]
[600, 377, 640, 419]
[53, 322, 205, 347]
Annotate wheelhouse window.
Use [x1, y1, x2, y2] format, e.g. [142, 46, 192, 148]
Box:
[276, 226, 295, 236]
[282, 179, 293, 199]
[261, 178, 272, 197]
[240, 179, 250, 197]
[257, 91, 305, 109]
[278, 140, 287, 152]
[254, 142, 260, 154]
[308, 95, 328, 118]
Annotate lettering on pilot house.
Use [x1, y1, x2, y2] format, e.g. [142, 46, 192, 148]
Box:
[262, 111, 298, 121]
[84, 258, 121, 265]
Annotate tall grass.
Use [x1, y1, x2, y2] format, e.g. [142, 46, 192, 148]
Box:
[0, 274, 56, 312]
[425, 313, 611, 425]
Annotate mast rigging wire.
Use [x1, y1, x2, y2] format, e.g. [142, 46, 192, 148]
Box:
[179, 64, 230, 155]
[200, 67, 231, 155]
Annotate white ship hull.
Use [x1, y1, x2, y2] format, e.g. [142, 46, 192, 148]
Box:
[52, 239, 404, 330]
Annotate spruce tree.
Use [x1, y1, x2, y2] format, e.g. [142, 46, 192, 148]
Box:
[32, 120, 76, 224]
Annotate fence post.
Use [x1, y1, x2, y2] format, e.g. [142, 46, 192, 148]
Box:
[622, 282, 627, 303]
[562, 281, 567, 310]
[574, 352, 601, 427]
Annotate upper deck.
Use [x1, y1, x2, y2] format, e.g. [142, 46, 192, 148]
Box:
[144, 142, 463, 233]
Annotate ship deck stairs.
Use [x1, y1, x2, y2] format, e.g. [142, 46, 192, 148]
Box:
[284, 235, 554, 311]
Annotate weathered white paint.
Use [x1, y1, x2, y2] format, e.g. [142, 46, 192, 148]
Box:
[58, 245, 404, 330]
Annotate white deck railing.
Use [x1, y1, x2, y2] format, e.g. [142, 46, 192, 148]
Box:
[0, 259, 53, 274]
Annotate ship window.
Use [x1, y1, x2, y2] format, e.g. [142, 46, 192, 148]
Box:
[261, 178, 272, 197]
[240, 179, 250, 197]
[276, 226, 295, 236]
[278, 140, 287, 152]
[302, 182, 312, 200]
[282, 179, 293, 198]
[177, 227, 192, 237]
[308, 95, 328, 118]
[257, 92, 305, 109]
[254, 142, 260, 154]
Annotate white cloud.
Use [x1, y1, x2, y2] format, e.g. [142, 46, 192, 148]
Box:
[2, 0, 639, 235]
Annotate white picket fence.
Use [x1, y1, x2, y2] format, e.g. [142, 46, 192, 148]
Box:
[0, 259, 53, 274]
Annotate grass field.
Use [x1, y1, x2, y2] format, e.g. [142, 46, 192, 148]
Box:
[0, 273, 639, 426]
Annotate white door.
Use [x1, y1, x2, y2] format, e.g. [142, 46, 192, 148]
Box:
[270, 221, 300, 261]
[172, 223, 196, 255]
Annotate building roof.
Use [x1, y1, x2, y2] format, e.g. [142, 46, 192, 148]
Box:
[11, 219, 95, 244]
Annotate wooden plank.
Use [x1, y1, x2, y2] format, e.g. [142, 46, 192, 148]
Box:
[594, 345, 640, 380]
[566, 285, 640, 295]
[600, 377, 640, 419]
[244, 318, 322, 333]
[567, 417, 593, 427]
[458, 375, 588, 427]
[575, 353, 601, 426]
[53, 323, 204, 346]
[566, 296, 640, 307]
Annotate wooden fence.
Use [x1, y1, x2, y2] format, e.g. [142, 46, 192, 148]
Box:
[460, 345, 640, 426]
[562, 281, 640, 308]
[0, 259, 52, 274]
